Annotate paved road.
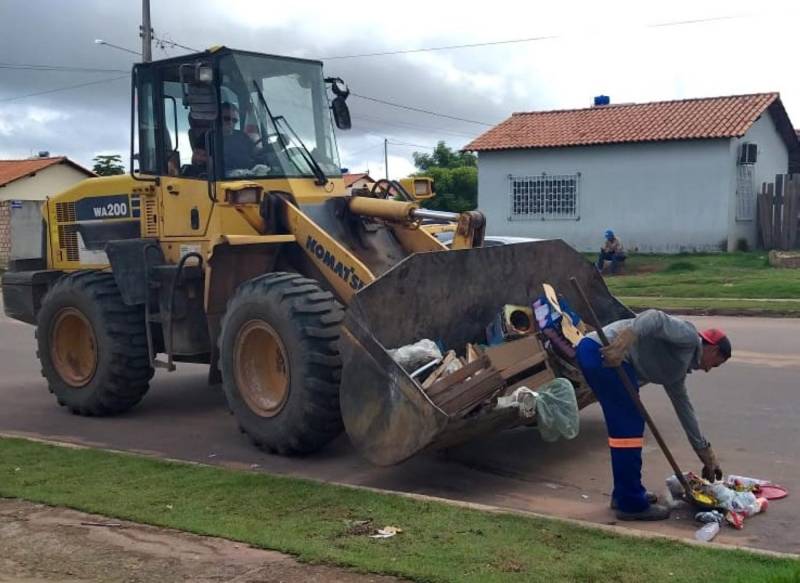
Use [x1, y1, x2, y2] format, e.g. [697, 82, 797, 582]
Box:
[1, 305, 798, 554]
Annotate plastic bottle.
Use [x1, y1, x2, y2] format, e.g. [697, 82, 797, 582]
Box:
[695, 521, 720, 542]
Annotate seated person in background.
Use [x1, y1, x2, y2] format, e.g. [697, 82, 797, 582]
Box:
[597, 229, 626, 274]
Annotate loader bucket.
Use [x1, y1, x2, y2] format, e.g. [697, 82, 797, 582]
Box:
[338, 239, 634, 466]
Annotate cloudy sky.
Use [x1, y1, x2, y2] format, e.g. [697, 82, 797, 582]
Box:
[1, 0, 797, 177]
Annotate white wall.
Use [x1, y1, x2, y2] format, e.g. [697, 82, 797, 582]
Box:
[477, 140, 732, 253]
[726, 111, 789, 251]
[0, 163, 90, 202]
[10, 201, 44, 260]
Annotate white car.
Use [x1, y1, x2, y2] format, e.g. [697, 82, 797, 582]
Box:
[436, 233, 542, 248]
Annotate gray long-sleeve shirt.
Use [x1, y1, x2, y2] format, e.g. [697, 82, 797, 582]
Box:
[587, 309, 709, 450]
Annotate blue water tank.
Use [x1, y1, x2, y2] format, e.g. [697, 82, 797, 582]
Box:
[594, 95, 610, 106]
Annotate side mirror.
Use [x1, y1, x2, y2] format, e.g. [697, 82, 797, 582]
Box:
[325, 77, 351, 130]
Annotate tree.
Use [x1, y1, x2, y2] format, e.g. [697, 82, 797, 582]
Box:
[92, 154, 125, 176]
[412, 142, 477, 212]
[412, 141, 476, 172]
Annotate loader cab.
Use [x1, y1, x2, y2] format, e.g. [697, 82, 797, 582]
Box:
[131, 48, 345, 186]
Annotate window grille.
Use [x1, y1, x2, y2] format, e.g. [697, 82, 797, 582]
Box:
[509, 174, 580, 220]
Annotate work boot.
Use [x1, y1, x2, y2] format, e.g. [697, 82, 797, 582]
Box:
[610, 491, 658, 510]
[615, 503, 671, 521]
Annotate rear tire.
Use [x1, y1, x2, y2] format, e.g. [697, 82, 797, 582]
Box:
[219, 272, 344, 455]
[35, 271, 154, 415]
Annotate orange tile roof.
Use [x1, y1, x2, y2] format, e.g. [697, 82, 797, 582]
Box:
[466, 93, 783, 152]
[0, 157, 93, 188]
[343, 172, 375, 187]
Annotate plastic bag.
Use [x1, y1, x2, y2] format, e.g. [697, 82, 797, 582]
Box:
[534, 378, 580, 442]
[388, 339, 442, 373]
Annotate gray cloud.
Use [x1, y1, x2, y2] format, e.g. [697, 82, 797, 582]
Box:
[2, 1, 796, 176]
[0, 0, 541, 171]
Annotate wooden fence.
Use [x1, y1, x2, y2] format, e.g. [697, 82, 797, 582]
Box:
[758, 174, 800, 250]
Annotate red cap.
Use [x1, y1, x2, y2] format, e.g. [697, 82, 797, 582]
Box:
[699, 328, 731, 359]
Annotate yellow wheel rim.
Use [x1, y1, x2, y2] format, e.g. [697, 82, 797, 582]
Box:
[233, 320, 290, 417]
[50, 307, 97, 387]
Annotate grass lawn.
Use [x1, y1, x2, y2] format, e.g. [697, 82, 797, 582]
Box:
[1, 437, 798, 583]
[596, 252, 800, 315]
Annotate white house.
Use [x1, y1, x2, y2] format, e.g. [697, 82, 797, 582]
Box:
[0, 156, 94, 266]
[465, 93, 800, 252]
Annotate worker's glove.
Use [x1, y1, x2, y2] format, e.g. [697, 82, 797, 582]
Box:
[600, 327, 637, 367]
[695, 445, 723, 482]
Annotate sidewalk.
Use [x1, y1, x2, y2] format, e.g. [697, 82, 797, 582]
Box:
[0, 499, 406, 583]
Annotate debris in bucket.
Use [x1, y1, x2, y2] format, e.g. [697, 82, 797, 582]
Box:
[496, 386, 537, 419]
[421, 350, 463, 388]
[385, 282, 591, 435]
[486, 305, 534, 345]
[388, 339, 442, 373]
[369, 526, 402, 539]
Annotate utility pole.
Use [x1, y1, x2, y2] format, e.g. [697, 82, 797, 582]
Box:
[384, 138, 388, 179]
[140, 0, 153, 62]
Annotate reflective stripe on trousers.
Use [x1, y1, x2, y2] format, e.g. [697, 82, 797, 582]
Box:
[576, 337, 649, 513]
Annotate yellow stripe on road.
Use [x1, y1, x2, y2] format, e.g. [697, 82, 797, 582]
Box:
[730, 350, 800, 369]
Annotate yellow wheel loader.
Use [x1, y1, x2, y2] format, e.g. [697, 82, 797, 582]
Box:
[1, 47, 631, 465]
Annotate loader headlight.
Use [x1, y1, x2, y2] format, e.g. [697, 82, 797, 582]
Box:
[226, 187, 262, 205]
[196, 65, 214, 84]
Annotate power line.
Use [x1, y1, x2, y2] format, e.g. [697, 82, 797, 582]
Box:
[353, 113, 480, 139]
[0, 75, 128, 103]
[154, 35, 199, 53]
[387, 140, 437, 150]
[321, 14, 744, 60]
[648, 14, 743, 28]
[350, 92, 494, 126]
[0, 63, 128, 73]
[323, 34, 557, 60]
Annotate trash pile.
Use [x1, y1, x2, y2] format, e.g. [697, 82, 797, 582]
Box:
[666, 472, 788, 542]
[387, 283, 586, 440]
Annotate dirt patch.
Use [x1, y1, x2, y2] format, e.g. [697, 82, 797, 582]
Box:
[0, 499, 407, 583]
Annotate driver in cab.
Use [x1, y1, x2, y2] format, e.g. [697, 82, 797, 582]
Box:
[220, 102, 256, 173]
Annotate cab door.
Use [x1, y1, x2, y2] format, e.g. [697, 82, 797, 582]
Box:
[158, 64, 215, 238]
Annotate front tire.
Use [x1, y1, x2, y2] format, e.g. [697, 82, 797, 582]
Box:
[36, 271, 154, 415]
[219, 272, 344, 455]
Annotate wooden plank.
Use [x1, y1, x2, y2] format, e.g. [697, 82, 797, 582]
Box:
[505, 367, 556, 393]
[436, 370, 505, 415]
[757, 184, 766, 249]
[421, 350, 457, 389]
[498, 351, 547, 380]
[484, 336, 543, 371]
[767, 182, 777, 250]
[772, 180, 783, 249]
[466, 343, 480, 364]
[759, 182, 773, 249]
[788, 176, 799, 249]
[424, 356, 489, 399]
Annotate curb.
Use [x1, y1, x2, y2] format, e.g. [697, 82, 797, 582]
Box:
[2, 432, 798, 561]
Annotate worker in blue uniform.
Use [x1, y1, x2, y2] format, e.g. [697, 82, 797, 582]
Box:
[576, 310, 731, 520]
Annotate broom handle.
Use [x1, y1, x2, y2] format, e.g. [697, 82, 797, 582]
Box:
[569, 278, 693, 499]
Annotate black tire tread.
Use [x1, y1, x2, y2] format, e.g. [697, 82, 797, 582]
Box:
[219, 272, 344, 455]
[36, 270, 153, 415]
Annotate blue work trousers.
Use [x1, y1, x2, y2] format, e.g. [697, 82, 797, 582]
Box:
[576, 337, 649, 513]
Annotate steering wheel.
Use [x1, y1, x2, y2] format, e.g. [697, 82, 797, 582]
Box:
[370, 179, 412, 201]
